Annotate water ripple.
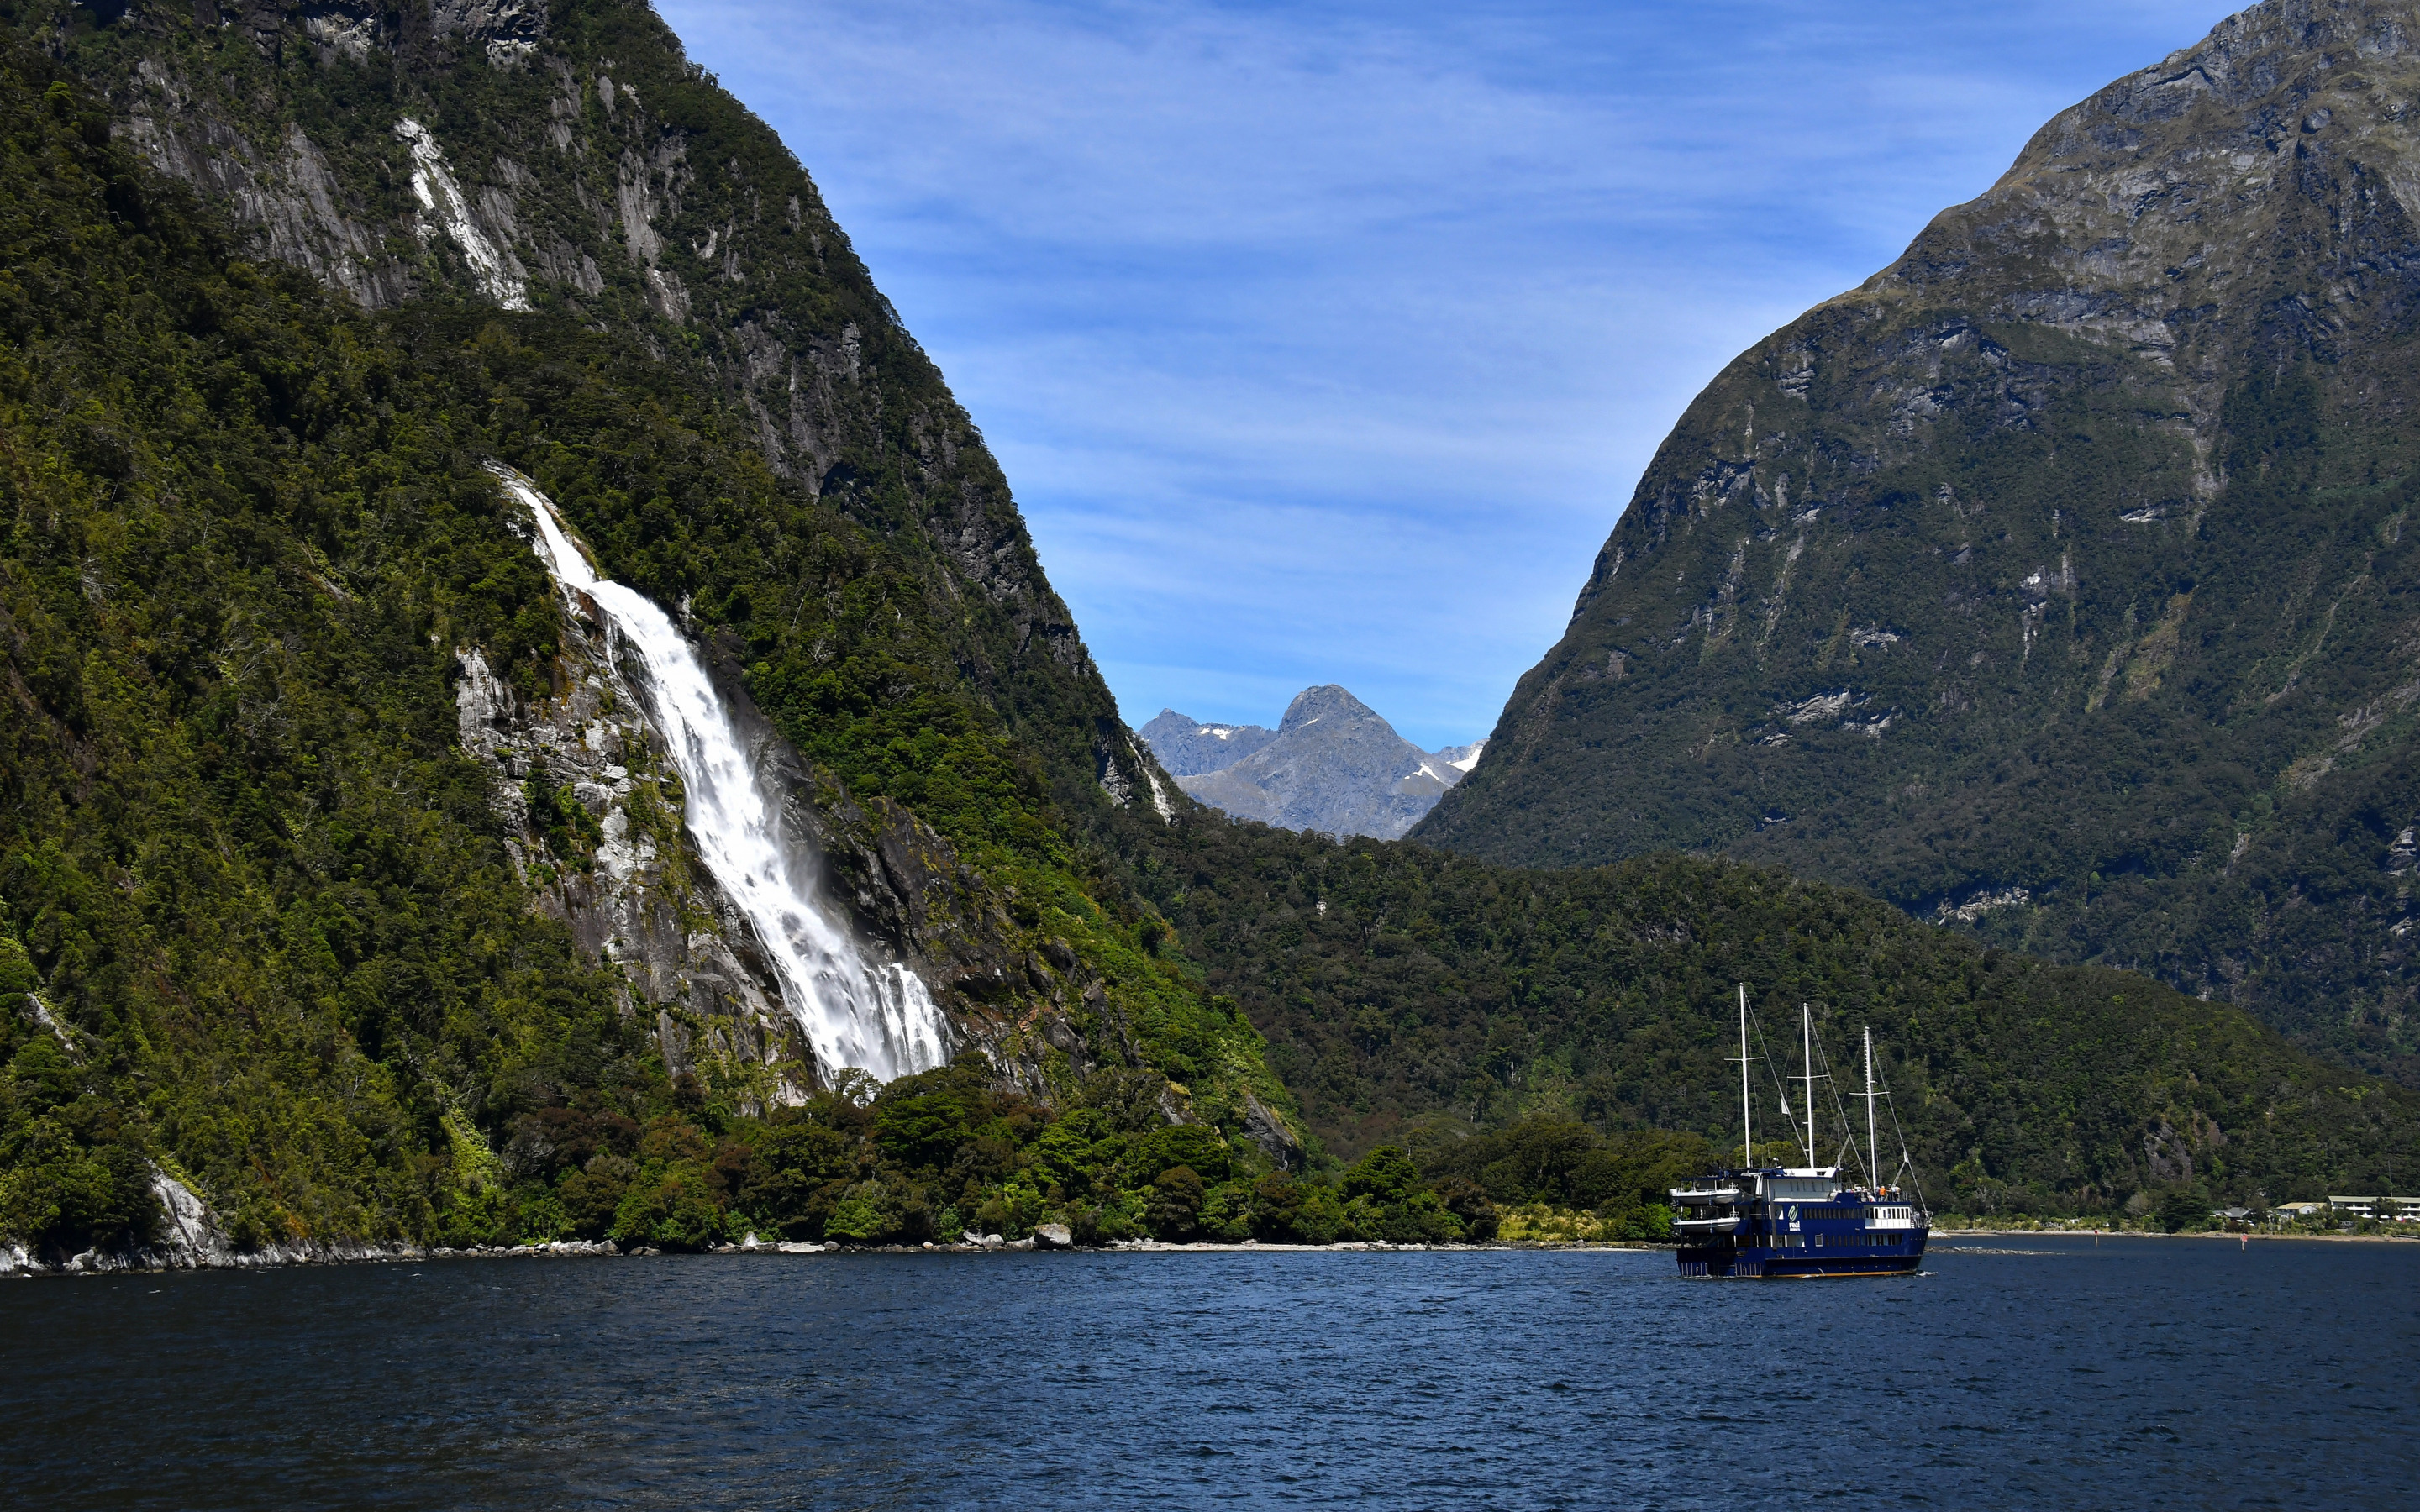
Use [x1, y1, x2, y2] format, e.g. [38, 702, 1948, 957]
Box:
[1, 1239, 2412, 1509]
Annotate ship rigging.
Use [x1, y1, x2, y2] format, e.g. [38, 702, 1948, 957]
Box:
[1671, 986, 1931, 1278]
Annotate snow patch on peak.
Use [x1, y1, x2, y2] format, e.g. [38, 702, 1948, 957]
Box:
[1439, 738, 1486, 774]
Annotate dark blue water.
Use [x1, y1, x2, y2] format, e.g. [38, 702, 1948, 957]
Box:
[3, 1236, 2411, 1509]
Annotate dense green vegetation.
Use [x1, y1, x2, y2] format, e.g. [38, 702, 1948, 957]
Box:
[1113, 813, 2420, 1217]
[6, 1, 2417, 1266]
[0, 44, 648, 1252]
[483, 1059, 1508, 1251]
[1418, 29, 2420, 1086]
[0, 23, 1275, 1259]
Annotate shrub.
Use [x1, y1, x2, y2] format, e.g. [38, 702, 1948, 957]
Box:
[1145, 1165, 1207, 1241]
[1, 1142, 161, 1258]
[558, 1154, 638, 1240]
[2156, 1183, 2212, 1234]
[1342, 1145, 1419, 1204]
[611, 1167, 727, 1250]
[825, 1194, 884, 1242]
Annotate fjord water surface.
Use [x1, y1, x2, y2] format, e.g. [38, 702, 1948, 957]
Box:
[3, 1237, 2408, 1509]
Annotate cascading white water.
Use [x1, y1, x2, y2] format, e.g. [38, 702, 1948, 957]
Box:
[493, 466, 949, 1084]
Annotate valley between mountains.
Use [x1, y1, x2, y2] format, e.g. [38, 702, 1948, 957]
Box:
[1, 0, 2414, 1271]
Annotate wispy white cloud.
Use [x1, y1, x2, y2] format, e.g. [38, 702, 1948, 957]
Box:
[660, 0, 2238, 747]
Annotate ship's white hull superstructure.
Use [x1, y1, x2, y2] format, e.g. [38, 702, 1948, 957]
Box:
[1673, 990, 1930, 1278]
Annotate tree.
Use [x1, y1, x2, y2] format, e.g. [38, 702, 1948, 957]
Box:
[2155, 1183, 2211, 1234]
[1343, 1145, 1419, 1204]
[1146, 1165, 1206, 1241]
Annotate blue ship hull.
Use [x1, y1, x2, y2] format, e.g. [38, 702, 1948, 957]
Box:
[1670, 1173, 1929, 1278]
[1679, 998, 1930, 1276]
[1676, 1231, 1927, 1278]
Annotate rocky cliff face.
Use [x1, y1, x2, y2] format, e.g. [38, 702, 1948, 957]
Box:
[1136, 710, 1278, 776]
[77, 0, 1124, 790]
[34, 0, 1259, 1121]
[1418, 0, 2420, 1080]
[1158, 685, 1474, 840]
[450, 491, 1147, 1109]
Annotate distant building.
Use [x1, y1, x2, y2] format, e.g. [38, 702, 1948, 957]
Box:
[2326, 1196, 2420, 1221]
[2274, 1202, 2326, 1225]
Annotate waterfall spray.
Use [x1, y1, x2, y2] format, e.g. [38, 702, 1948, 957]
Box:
[493, 466, 949, 1084]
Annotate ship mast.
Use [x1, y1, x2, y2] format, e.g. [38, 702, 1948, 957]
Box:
[1801, 1003, 1816, 1170]
[1738, 984, 1752, 1169]
[1864, 1026, 1880, 1194]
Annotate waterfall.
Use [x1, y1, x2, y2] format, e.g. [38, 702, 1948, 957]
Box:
[493, 466, 949, 1084]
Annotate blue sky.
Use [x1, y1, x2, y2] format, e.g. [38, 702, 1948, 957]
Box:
[656, 0, 2238, 748]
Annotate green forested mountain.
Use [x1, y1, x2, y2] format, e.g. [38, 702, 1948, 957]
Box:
[0, 0, 1280, 1260]
[1113, 825, 2419, 1215]
[2, 0, 2414, 1264]
[1419, 0, 2420, 1086]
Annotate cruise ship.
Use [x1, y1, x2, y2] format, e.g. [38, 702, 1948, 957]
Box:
[1671, 989, 1930, 1278]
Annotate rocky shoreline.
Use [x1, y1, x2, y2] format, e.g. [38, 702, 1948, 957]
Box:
[31, 1225, 2402, 1278]
[2, 1230, 1679, 1278]
[1933, 1226, 2418, 1242]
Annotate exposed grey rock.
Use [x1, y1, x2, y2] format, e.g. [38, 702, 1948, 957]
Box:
[453, 602, 816, 1108]
[1033, 1222, 1074, 1249]
[1239, 1089, 1303, 1170]
[1138, 709, 1278, 775]
[395, 118, 531, 311]
[149, 1167, 219, 1265]
[115, 65, 411, 308]
[1169, 686, 1478, 840]
[1096, 728, 1176, 821]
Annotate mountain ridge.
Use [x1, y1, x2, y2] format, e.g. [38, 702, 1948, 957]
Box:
[3, 0, 2416, 1265]
[1418, 0, 2420, 1084]
[1135, 709, 1278, 777]
[1143, 686, 1478, 840]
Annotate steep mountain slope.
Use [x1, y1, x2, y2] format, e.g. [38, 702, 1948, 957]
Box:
[1155, 685, 1472, 840]
[1135, 710, 1277, 776]
[1420, 0, 2420, 1083]
[5, 0, 2417, 1262]
[0, 0, 1286, 1263]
